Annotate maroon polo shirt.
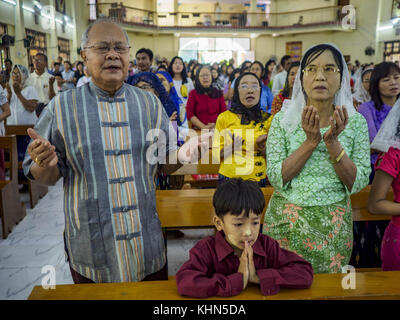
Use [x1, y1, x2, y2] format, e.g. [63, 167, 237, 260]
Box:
[176, 230, 314, 298]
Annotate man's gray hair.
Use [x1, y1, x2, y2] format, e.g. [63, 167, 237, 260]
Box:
[81, 18, 130, 50]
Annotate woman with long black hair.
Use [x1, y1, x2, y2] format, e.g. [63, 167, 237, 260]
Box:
[168, 56, 194, 106]
[263, 59, 276, 88]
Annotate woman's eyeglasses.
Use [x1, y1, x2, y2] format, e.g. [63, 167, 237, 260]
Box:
[302, 65, 340, 76]
[239, 84, 260, 90]
[136, 84, 153, 90]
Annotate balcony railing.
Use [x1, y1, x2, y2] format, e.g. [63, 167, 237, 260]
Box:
[90, 3, 350, 30]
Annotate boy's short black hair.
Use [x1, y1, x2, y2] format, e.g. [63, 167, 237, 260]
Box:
[213, 178, 265, 219]
[136, 48, 153, 61]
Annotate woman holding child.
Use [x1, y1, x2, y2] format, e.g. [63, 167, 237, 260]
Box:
[262, 44, 371, 273]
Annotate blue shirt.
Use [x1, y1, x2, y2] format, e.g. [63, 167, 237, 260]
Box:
[260, 85, 274, 114]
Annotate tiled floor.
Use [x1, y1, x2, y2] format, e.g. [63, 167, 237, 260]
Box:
[0, 180, 213, 300]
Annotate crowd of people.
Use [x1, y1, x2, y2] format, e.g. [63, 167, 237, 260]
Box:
[0, 18, 399, 298]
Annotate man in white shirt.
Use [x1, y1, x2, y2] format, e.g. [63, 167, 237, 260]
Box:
[26, 53, 57, 117]
[272, 55, 292, 95]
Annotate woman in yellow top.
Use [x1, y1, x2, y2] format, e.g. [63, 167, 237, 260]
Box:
[212, 72, 273, 187]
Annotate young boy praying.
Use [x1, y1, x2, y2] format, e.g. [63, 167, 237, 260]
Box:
[176, 178, 314, 298]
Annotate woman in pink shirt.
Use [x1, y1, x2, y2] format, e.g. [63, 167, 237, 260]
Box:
[186, 65, 226, 130]
[368, 98, 400, 270]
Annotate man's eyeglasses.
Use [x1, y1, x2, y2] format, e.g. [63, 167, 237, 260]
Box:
[84, 43, 131, 55]
[239, 84, 260, 90]
[302, 65, 340, 76]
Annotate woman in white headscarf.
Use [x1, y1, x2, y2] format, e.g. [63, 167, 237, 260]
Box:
[352, 67, 373, 110]
[262, 44, 371, 273]
[6, 64, 39, 125]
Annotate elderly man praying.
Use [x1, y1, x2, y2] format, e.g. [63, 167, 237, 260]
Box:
[22, 19, 207, 284]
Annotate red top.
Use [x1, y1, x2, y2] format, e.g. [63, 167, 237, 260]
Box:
[186, 90, 226, 128]
[176, 230, 314, 298]
[375, 147, 400, 227]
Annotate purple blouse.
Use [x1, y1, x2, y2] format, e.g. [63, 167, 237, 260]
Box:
[358, 100, 392, 165]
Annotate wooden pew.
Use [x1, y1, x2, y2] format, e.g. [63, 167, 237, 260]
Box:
[155, 186, 392, 229]
[28, 271, 400, 300]
[0, 135, 26, 239]
[4, 124, 48, 208]
[156, 187, 270, 228]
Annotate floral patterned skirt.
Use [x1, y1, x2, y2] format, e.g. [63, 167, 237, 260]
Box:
[262, 192, 353, 273]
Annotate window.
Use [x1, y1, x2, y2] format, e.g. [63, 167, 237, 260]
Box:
[89, 0, 97, 20]
[0, 23, 10, 71]
[58, 37, 70, 62]
[384, 41, 400, 63]
[179, 37, 251, 65]
[26, 29, 47, 67]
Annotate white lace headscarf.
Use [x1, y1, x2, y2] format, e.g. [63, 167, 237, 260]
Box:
[370, 97, 400, 152]
[352, 67, 373, 104]
[281, 43, 357, 134]
[13, 64, 30, 89]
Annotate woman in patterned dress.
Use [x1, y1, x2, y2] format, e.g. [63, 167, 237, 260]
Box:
[262, 44, 371, 273]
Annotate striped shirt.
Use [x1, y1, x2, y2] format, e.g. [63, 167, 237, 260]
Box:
[23, 81, 176, 282]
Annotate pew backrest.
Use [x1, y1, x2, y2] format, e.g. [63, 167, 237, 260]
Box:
[156, 187, 391, 228]
[0, 135, 18, 182]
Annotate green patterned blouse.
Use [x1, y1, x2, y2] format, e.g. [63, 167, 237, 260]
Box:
[266, 111, 371, 206]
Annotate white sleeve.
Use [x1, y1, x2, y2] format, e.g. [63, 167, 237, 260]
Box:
[0, 87, 7, 106]
[77, 78, 83, 87]
[187, 78, 194, 93]
[272, 73, 283, 95]
[24, 86, 39, 101]
[53, 82, 59, 95]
